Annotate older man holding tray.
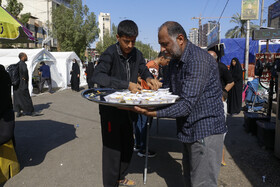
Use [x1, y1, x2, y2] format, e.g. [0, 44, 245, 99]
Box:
[133, 21, 227, 187]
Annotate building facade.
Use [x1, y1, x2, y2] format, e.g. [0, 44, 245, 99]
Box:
[268, 1, 280, 29]
[199, 21, 217, 47]
[2, 0, 71, 48]
[98, 12, 111, 42]
[188, 28, 199, 46]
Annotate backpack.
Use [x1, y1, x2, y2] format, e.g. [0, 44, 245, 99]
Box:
[6, 63, 20, 86]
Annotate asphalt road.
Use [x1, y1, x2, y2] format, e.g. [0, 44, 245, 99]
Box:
[2, 87, 280, 187]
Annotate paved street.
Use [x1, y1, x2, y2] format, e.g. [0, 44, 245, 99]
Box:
[2, 87, 280, 187]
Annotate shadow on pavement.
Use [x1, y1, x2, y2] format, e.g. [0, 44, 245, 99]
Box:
[129, 118, 184, 187]
[14, 120, 76, 169]
[225, 115, 280, 186]
[34, 102, 52, 113]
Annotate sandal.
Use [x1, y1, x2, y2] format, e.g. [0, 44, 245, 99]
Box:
[118, 178, 136, 186]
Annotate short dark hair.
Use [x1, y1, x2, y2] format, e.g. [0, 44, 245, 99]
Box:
[40, 62, 45, 65]
[18, 52, 26, 59]
[117, 20, 138, 37]
[159, 21, 187, 39]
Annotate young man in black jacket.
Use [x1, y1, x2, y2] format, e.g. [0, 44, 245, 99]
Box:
[92, 20, 161, 187]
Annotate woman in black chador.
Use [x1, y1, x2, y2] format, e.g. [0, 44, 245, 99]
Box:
[228, 57, 243, 115]
[85, 61, 94, 89]
[70, 59, 80, 92]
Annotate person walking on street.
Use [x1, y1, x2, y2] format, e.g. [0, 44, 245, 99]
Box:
[85, 61, 95, 89]
[70, 59, 80, 92]
[92, 20, 161, 187]
[133, 21, 227, 187]
[39, 62, 52, 93]
[227, 57, 243, 115]
[13, 53, 42, 117]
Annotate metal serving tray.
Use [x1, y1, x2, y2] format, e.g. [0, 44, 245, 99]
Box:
[81, 88, 177, 109]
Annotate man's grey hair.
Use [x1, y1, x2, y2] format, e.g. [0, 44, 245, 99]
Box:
[158, 21, 187, 41]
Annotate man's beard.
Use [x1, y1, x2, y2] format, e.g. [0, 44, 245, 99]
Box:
[171, 43, 182, 59]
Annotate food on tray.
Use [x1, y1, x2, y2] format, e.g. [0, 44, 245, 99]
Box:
[102, 89, 179, 105]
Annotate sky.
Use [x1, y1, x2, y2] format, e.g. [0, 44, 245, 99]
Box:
[83, 0, 277, 51]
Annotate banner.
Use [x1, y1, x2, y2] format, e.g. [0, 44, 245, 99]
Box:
[241, 0, 259, 20]
[259, 39, 280, 45]
[207, 25, 219, 48]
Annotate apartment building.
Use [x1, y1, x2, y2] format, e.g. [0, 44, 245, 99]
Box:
[98, 12, 111, 42]
[2, 0, 71, 48]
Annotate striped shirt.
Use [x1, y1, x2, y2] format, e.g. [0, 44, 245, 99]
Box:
[157, 41, 227, 143]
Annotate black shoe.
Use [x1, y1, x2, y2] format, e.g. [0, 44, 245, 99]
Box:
[23, 112, 43, 117]
[137, 149, 156, 158]
[31, 112, 43, 117]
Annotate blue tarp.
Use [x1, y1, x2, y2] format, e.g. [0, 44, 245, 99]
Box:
[220, 38, 280, 66]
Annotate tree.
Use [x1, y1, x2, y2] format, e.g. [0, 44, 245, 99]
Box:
[135, 41, 158, 60]
[225, 13, 259, 38]
[96, 23, 158, 59]
[4, 0, 30, 25]
[52, 0, 98, 58]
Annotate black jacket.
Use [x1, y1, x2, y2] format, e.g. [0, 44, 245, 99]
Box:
[92, 43, 152, 88]
[0, 65, 14, 121]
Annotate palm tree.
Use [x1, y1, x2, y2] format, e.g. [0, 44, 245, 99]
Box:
[225, 13, 259, 38]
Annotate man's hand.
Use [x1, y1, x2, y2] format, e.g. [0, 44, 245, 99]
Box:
[134, 106, 157, 117]
[118, 106, 157, 117]
[129, 82, 142, 93]
[146, 78, 162, 91]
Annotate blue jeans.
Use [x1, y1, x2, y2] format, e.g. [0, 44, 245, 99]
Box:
[135, 114, 148, 150]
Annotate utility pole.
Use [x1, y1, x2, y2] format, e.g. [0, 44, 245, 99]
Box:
[258, 0, 265, 53]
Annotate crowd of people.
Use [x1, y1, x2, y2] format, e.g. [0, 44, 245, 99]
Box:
[0, 19, 246, 187]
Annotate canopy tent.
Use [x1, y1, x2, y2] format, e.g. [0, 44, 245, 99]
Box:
[50, 52, 86, 88]
[0, 48, 65, 95]
[220, 38, 280, 66]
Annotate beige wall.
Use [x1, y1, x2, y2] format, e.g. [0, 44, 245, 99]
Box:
[98, 12, 111, 42]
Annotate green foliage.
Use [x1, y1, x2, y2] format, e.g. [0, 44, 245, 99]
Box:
[96, 23, 157, 59]
[52, 0, 99, 59]
[5, 0, 23, 18]
[135, 41, 158, 60]
[4, 0, 31, 25]
[225, 12, 259, 38]
[19, 13, 31, 24]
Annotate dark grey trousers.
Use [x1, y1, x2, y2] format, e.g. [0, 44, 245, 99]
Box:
[182, 134, 224, 187]
[39, 77, 52, 93]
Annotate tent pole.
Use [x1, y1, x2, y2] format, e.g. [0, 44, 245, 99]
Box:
[245, 20, 250, 84]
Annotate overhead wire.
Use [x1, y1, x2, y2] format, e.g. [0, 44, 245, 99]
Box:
[218, 0, 230, 24]
[210, 0, 221, 17]
[201, 0, 210, 17]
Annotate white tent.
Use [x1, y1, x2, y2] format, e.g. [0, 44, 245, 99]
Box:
[50, 51, 86, 88]
[0, 48, 65, 95]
